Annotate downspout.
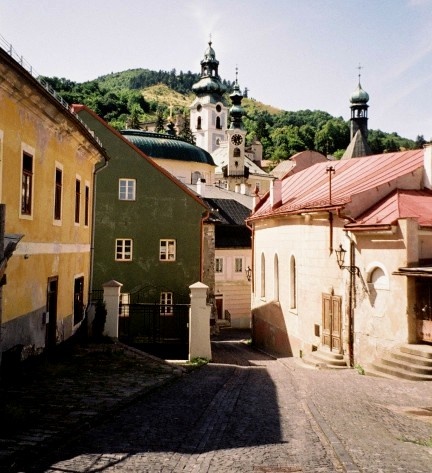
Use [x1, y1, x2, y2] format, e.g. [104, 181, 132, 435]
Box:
[329, 211, 333, 254]
[88, 158, 109, 304]
[348, 238, 355, 367]
[245, 220, 254, 294]
[200, 210, 211, 283]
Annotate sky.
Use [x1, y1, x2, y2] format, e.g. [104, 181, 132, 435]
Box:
[1, 0, 432, 140]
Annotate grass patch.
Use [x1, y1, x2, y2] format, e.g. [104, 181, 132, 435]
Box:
[401, 436, 432, 448]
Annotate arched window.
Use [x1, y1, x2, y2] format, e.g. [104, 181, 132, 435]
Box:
[196, 116, 202, 130]
[234, 147, 241, 157]
[261, 253, 266, 298]
[366, 263, 390, 290]
[274, 254, 279, 301]
[216, 116, 222, 129]
[290, 255, 296, 309]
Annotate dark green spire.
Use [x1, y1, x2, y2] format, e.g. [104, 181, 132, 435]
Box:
[192, 40, 227, 101]
[229, 68, 245, 130]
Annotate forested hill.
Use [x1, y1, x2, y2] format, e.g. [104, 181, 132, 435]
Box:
[42, 68, 424, 162]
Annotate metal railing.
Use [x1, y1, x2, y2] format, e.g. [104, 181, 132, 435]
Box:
[0, 34, 103, 148]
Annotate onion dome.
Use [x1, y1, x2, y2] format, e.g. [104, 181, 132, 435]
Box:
[192, 41, 227, 99]
[350, 82, 369, 104]
[229, 69, 245, 130]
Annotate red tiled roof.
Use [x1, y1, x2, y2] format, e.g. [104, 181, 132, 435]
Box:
[250, 150, 424, 221]
[346, 189, 432, 228]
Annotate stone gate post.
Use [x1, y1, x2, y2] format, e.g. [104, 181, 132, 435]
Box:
[189, 281, 212, 361]
[102, 279, 122, 338]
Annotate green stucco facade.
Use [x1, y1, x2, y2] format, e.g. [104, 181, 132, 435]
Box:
[77, 109, 207, 302]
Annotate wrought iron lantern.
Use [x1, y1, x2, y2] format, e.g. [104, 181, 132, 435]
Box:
[246, 266, 252, 282]
[335, 244, 359, 276]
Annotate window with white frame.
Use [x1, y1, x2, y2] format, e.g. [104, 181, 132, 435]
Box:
[21, 152, 33, 216]
[160, 291, 173, 315]
[290, 255, 297, 309]
[75, 177, 81, 224]
[84, 183, 90, 226]
[160, 239, 176, 261]
[235, 257, 243, 273]
[54, 166, 63, 221]
[115, 239, 133, 261]
[215, 257, 224, 273]
[119, 178, 136, 201]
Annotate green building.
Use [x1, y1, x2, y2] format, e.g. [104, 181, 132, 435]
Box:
[73, 105, 213, 305]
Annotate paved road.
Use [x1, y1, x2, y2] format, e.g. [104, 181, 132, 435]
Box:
[27, 333, 432, 473]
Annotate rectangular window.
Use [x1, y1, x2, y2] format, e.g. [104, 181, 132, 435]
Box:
[54, 167, 62, 220]
[84, 184, 90, 226]
[160, 239, 176, 261]
[21, 152, 33, 215]
[160, 292, 173, 316]
[116, 239, 133, 261]
[235, 257, 243, 273]
[75, 178, 81, 224]
[119, 178, 136, 201]
[215, 257, 223, 273]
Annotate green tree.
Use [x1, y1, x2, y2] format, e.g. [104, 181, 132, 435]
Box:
[314, 119, 349, 155]
[155, 107, 165, 133]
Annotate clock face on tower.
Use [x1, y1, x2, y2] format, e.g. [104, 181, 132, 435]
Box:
[231, 134, 243, 145]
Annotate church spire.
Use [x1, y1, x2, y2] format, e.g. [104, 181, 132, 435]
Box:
[349, 64, 369, 140]
[229, 67, 245, 130]
[191, 39, 227, 101]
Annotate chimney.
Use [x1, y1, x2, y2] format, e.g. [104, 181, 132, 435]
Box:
[423, 144, 432, 190]
[197, 178, 206, 197]
[270, 179, 282, 208]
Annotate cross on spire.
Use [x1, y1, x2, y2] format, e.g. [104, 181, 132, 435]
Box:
[357, 63, 363, 84]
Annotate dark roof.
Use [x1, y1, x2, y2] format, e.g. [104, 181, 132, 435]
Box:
[204, 198, 251, 225]
[215, 226, 251, 248]
[121, 130, 215, 166]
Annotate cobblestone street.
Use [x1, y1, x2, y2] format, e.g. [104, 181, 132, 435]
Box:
[21, 331, 432, 473]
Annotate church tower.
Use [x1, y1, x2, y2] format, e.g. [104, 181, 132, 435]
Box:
[349, 71, 369, 140]
[341, 70, 372, 160]
[226, 69, 247, 179]
[190, 40, 228, 153]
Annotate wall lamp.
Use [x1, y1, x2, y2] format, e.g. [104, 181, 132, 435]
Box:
[335, 244, 360, 276]
[246, 266, 252, 282]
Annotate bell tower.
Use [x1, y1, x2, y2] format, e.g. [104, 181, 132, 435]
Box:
[190, 39, 228, 153]
[349, 66, 369, 140]
[226, 68, 247, 178]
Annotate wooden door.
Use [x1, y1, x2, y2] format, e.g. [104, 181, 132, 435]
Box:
[322, 293, 342, 352]
[46, 277, 58, 349]
[215, 296, 223, 320]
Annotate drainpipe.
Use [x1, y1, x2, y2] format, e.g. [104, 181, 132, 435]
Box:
[200, 210, 211, 283]
[245, 220, 254, 294]
[88, 158, 109, 304]
[348, 238, 355, 367]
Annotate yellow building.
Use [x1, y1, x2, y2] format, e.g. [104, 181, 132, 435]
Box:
[0, 43, 107, 362]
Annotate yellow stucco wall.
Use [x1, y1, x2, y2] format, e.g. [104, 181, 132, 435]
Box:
[0, 53, 103, 353]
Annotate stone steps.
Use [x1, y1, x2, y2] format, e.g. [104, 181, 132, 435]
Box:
[366, 344, 432, 381]
[302, 348, 348, 369]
